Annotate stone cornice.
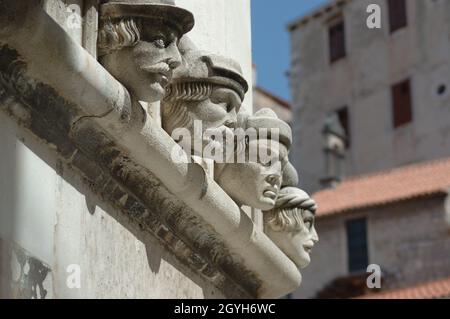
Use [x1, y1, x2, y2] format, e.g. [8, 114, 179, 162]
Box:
[0, 0, 301, 298]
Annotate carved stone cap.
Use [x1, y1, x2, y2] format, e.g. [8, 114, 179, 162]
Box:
[170, 48, 249, 101]
[245, 108, 292, 151]
[282, 162, 299, 187]
[273, 187, 317, 213]
[100, 0, 195, 35]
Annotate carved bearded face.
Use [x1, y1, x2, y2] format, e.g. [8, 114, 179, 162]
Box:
[99, 19, 182, 103]
[215, 139, 287, 210]
[162, 85, 241, 158]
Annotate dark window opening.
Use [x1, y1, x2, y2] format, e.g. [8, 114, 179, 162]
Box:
[388, 0, 407, 33]
[392, 79, 413, 128]
[346, 218, 369, 273]
[336, 106, 350, 148]
[329, 20, 346, 63]
[437, 84, 447, 96]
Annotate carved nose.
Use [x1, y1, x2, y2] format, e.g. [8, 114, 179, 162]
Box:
[311, 228, 319, 243]
[266, 174, 280, 186]
[224, 119, 236, 129]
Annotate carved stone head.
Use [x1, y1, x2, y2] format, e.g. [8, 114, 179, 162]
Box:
[214, 109, 292, 210]
[162, 41, 248, 157]
[263, 187, 319, 269]
[97, 0, 194, 103]
[282, 162, 299, 188]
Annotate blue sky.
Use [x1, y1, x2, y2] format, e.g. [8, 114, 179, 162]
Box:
[251, 0, 329, 101]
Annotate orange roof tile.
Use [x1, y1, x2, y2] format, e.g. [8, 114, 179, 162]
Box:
[313, 158, 450, 217]
[357, 277, 450, 299]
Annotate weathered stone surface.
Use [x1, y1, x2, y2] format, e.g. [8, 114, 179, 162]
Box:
[263, 187, 319, 269]
[0, 0, 306, 299]
[162, 40, 248, 160]
[0, 83, 255, 298]
[215, 109, 292, 211]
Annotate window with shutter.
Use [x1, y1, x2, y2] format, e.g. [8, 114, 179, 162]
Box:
[346, 218, 369, 273]
[336, 106, 350, 148]
[392, 79, 413, 128]
[388, 0, 407, 33]
[329, 20, 346, 63]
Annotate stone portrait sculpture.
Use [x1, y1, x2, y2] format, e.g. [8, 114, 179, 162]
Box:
[97, 0, 195, 104]
[214, 109, 292, 210]
[0, 0, 318, 299]
[162, 43, 248, 159]
[263, 187, 319, 269]
[282, 161, 299, 189]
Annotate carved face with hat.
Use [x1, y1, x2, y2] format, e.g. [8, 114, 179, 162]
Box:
[214, 109, 292, 210]
[162, 39, 248, 158]
[98, 0, 194, 103]
[263, 187, 319, 269]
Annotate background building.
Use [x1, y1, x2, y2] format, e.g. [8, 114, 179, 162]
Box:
[253, 65, 292, 124]
[293, 158, 450, 299]
[288, 0, 450, 193]
[287, 0, 450, 298]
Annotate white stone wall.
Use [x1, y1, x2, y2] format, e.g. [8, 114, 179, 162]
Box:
[289, 0, 450, 193]
[0, 111, 214, 298]
[292, 196, 450, 298]
[0, 0, 253, 298]
[177, 0, 253, 114]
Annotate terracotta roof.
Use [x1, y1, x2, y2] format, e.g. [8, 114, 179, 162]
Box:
[357, 277, 450, 299]
[313, 158, 450, 217]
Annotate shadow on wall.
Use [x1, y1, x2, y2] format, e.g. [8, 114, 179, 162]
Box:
[0, 102, 18, 298]
[0, 105, 218, 298]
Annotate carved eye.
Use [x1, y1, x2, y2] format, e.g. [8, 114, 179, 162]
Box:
[218, 103, 230, 112]
[260, 157, 276, 168]
[262, 160, 272, 167]
[154, 38, 166, 48]
[303, 218, 313, 230]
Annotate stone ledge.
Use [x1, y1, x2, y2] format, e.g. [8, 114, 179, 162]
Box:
[0, 0, 301, 298]
[0, 86, 254, 298]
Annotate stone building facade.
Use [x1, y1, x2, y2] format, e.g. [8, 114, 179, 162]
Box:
[288, 0, 450, 193]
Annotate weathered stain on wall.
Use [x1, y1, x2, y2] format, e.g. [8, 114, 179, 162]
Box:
[0, 0, 256, 299]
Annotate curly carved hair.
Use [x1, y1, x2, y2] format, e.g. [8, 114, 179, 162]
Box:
[98, 17, 141, 56]
[264, 187, 317, 233]
[162, 82, 215, 134]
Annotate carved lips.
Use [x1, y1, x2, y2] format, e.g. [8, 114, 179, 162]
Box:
[140, 62, 172, 86]
[303, 241, 315, 254]
[263, 186, 278, 201]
